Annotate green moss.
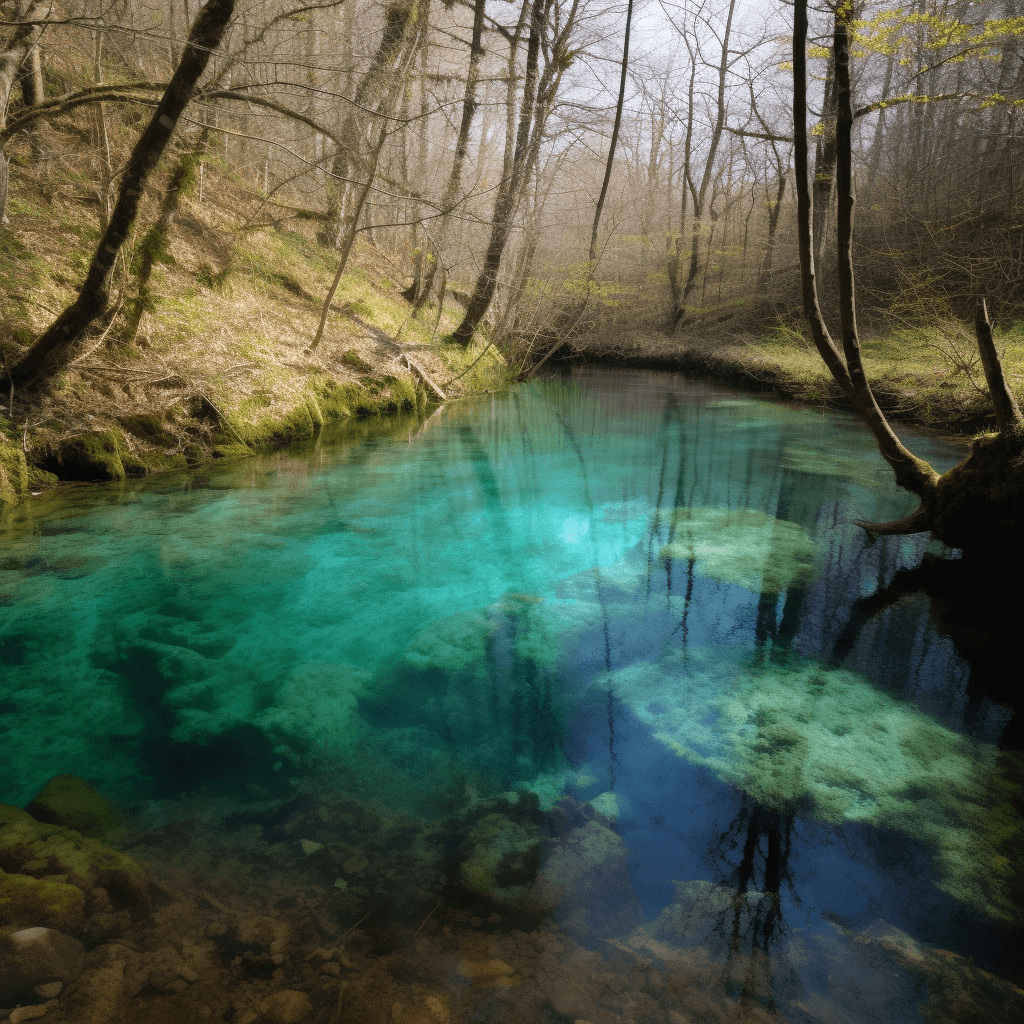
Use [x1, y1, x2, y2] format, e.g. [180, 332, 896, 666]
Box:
[458, 812, 543, 909]
[0, 804, 149, 915]
[142, 451, 188, 472]
[213, 442, 255, 460]
[661, 506, 816, 593]
[342, 349, 373, 372]
[26, 465, 59, 490]
[0, 866, 86, 932]
[0, 437, 28, 510]
[26, 775, 120, 837]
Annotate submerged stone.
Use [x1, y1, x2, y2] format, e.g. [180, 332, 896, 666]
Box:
[0, 804, 149, 919]
[660, 506, 816, 593]
[0, 926, 86, 1004]
[26, 774, 120, 836]
[0, 867, 86, 932]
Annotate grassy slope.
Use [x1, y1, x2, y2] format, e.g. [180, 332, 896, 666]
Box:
[0, 130, 506, 510]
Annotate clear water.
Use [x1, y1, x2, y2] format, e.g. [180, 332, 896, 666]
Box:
[2, 367, 1022, 1018]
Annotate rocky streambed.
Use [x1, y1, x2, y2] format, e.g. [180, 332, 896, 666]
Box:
[3, 776, 1022, 1024]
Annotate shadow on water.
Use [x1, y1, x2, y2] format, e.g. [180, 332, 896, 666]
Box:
[832, 552, 1024, 750]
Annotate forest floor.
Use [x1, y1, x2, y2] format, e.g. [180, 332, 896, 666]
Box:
[567, 306, 1024, 438]
[0, 134, 508, 511]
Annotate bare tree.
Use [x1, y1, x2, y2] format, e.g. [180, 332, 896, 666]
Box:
[450, 0, 582, 346]
[792, 0, 1023, 556]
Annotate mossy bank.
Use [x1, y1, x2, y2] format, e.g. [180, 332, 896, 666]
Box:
[0, 140, 509, 515]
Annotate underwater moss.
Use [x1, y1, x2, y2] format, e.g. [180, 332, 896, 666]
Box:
[0, 804, 148, 916]
[0, 867, 86, 932]
[660, 507, 816, 593]
[610, 651, 1022, 922]
[25, 775, 120, 837]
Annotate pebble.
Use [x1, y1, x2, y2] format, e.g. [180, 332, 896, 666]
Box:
[32, 983, 62, 1000]
[9, 1007, 48, 1023]
[0, 928, 86, 1002]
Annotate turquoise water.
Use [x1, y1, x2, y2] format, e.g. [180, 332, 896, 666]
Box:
[2, 367, 1022, 1016]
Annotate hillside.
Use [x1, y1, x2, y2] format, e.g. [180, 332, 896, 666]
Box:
[0, 137, 507, 512]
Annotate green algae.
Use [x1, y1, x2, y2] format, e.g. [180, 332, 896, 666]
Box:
[0, 804, 148, 917]
[26, 774, 121, 837]
[660, 506, 816, 593]
[609, 652, 1022, 922]
[0, 866, 86, 932]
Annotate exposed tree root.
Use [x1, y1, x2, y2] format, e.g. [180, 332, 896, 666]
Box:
[853, 506, 932, 543]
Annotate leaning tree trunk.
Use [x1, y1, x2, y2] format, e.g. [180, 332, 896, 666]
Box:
[11, 0, 236, 386]
[406, 0, 487, 312]
[792, 0, 1024, 559]
[450, 0, 545, 347]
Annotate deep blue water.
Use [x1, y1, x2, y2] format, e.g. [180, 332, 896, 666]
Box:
[2, 367, 1021, 1017]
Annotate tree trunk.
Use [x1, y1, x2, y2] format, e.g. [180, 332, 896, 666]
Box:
[450, 0, 549, 346]
[755, 151, 787, 297]
[0, 2, 51, 219]
[588, 0, 633, 266]
[407, 0, 486, 312]
[811, 44, 838, 274]
[11, 0, 236, 386]
[122, 132, 210, 345]
[792, 0, 1024, 559]
[318, 0, 424, 248]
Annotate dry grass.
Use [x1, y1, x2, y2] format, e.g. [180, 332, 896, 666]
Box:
[0, 120, 507, 472]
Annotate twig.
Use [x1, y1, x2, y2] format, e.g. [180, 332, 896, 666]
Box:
[411, 899, 442, 942]
[338, 907, 376, 943]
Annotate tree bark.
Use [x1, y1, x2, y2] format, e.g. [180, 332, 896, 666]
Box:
[974, 299, 1023, 433]
[794, 0, 1024, 558]
[793, 0, 937, 497]
[0, 2, 51, 217]
[451, 0, 554, 346]
[11, 0, 236, 386]
[318, 0, 425, 248]
[588, 0, 632, 266]
[406, 0, 487, 311]
[122, 131, 210, 346]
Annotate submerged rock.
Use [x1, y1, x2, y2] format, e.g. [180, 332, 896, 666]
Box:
[0, 866, 86, 932]
[660, 505, 816, 593]
[26, 774, 120, 836]
[0, 804, 149, 923]
[0, 926, 86, 1004]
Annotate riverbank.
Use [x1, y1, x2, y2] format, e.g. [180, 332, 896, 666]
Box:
[562, 316, 1024, 438]
[0, 150, 509, 513]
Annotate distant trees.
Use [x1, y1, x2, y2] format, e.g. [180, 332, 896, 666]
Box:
[0, 0, 1022, 382]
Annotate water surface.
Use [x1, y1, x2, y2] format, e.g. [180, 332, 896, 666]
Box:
[2, 367, 1021, 1020]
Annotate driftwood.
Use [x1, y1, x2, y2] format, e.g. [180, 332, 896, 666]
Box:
[403, 353, 446, 401]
